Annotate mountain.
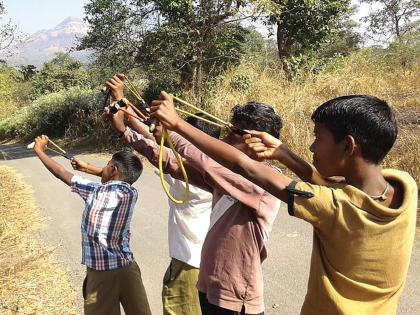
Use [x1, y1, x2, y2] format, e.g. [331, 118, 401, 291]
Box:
[1, 17, 91, 67]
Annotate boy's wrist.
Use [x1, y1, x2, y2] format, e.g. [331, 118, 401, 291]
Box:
[273, 144, 288, 160]
[173, 118, 185, 132]
[34, 147, 45, 155]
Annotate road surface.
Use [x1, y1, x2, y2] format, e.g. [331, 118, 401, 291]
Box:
[1, 143, 418, 314]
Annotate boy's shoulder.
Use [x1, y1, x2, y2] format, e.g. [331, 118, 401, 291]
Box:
[292, 169, 417, 222]
[382, 169, 417, 188]
[102, 180, 137, 193]
[296, 169, 416, 201]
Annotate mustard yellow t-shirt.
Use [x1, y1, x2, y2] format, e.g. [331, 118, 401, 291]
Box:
[289, 169, 417, 315]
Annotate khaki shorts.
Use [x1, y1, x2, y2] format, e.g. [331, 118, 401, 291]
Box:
[162, 258, 201, 315]
[83, 261, 151, 315]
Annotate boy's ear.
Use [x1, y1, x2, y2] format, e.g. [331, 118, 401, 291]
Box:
[343, 135, 357, 157]
[111, 164, 119, 179]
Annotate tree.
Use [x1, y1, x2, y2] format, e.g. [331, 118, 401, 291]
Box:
[79, 0, 261, 101]
[257, 0, 352, 77]
[78, 0, 143, 72]
[317, 5, 362, 58]
[20, 65, 37, 81]
[31, 53, 89, 98]
[361, 0, 420, 42]
[0, 1, 18, 53]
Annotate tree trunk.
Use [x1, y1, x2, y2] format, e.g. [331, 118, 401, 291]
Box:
[277, 21, 292, 81]
[194, 49, 204, 105]
[180, 58, 195, 90]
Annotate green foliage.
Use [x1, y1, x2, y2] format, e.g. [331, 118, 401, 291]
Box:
[81, 0, 255, 100]
[0, 64, 31, 118]
[0, 87, 104, 140]
[80, 0, 141, 72]
[30, 53, 89, 99]
[205, 26, 265, 75]
[137, 22, 264, 98]
[230, 73, 253, 92]
[259, 0, 353, 58]
[388, 25, 420, 65]
[20, 65, 37, 80]
[361, 0, 420, 41]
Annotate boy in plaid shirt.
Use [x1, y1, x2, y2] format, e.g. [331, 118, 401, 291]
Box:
[33, 135, 151, 315]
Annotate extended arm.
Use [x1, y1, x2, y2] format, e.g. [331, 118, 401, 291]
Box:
[106, 74, 155, 141]
[243, 131, 335, 186]
[34, 135, 74, 186]
[150, 92, 293, 202]
[71, 157, 103, 177]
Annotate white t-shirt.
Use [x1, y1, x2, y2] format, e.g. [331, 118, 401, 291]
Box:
[162, 173, 212, 268]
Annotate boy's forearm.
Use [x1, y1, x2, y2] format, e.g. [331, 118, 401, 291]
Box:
[275, 145, 319, 183]
[35, 150, 73, 186]
[175, 120, 240, 170]
[111, 108, 155, 141]
[125, 107, 155, 141]
[83, 164, 103, 177]
[174, 120, 292, 202]
[111, 111, 126, 134]
[130, 132, 184, 179]
[275, 145, 337, 186]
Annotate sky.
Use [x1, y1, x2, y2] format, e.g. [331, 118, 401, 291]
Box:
[2, 0, 372, 35]
[2, 0, 89, 33]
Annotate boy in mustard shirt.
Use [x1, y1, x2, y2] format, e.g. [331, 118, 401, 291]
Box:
[150, 94, 417, 315]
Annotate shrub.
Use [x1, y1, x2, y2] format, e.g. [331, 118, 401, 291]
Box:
[0, 87, 107, 140]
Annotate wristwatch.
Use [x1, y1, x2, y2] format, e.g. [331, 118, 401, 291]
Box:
[117, 98, 129, 108]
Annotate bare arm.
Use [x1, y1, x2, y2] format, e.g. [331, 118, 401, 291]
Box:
[275, 145, 339, 185]
[34, 136, 74, 186]
[150, 92, 293, 202]
[106, 74, 155, 141]
[244, 131, 335, 186]
[70, 157, 103, 177]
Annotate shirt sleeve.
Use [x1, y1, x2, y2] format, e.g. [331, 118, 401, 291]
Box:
[124, 128, 211, 192]
[288, 181, 339, 229]
[70, 175, 100, 201]
[169, 132, 274, 213]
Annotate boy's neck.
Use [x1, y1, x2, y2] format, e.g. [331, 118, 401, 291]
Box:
[343, 159, 387, 196]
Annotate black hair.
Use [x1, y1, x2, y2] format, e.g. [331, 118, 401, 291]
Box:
[230, 101, 282, 138]
[186, 113, 221, 139]
[311, 95, 397, 164]
[110, 149, 143, 184]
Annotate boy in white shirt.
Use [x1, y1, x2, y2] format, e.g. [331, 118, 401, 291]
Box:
[105, 75, 220, 314]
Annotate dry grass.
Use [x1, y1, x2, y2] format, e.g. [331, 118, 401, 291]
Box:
[199, 50, 420, 184]
[0, 166, 79, 314]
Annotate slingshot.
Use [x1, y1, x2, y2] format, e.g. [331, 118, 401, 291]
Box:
[27, 139, 73, 160]
[122, 76, 248, 135]
[104, 75, 248, 205]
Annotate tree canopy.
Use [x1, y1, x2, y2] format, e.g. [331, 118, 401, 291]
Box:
[361, 0, 420, 42]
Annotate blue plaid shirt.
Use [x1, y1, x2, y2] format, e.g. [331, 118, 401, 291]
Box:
[71, 176, 138, 271]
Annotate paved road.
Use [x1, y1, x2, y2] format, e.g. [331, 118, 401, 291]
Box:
[1, 143, 419, 314]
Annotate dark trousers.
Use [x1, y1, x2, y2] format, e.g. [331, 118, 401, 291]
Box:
[199, 291, 264, 315]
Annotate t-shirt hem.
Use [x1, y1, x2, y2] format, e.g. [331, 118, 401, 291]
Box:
[197, 287, 265, 314]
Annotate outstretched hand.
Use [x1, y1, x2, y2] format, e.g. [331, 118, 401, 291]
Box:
[243, 131, 282, 160]
[70, 157, 90, 173]
[34, 135, 49, 153]
[106, 74, 125, 101]
[150, 91, 181, 131]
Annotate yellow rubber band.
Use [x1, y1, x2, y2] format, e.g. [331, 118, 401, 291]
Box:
[159, 128, 189, 204]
